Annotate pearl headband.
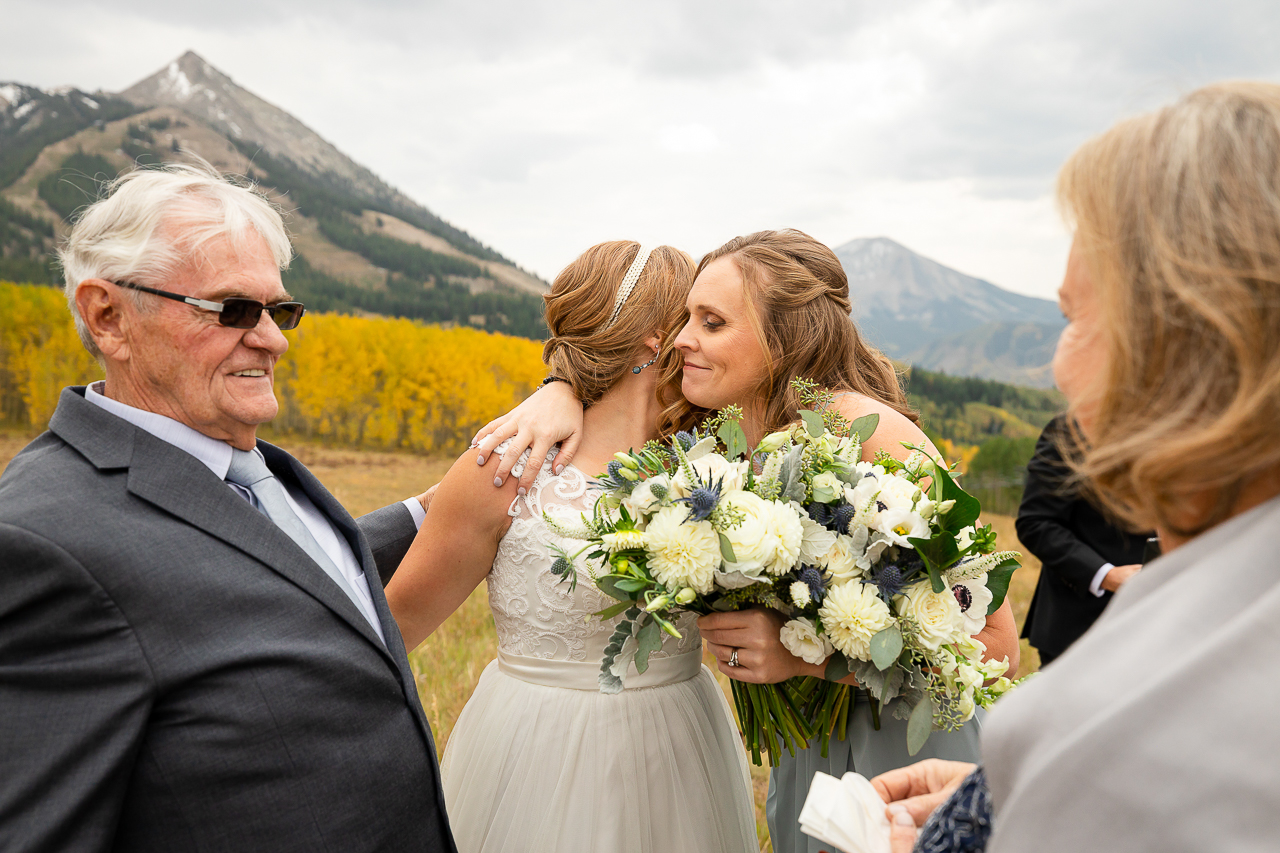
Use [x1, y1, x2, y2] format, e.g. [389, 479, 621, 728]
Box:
[596, 244, 656, 332]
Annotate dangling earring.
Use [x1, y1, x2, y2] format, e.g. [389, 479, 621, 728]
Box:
[632, 353, 658, 374]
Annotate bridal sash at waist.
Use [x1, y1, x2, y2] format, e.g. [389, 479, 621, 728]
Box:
[496, 648, 702, 691]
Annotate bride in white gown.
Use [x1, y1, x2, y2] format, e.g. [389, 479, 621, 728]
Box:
[385, 241, 757, 853]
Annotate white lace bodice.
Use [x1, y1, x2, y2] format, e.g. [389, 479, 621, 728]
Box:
[487, 444, 700, 662]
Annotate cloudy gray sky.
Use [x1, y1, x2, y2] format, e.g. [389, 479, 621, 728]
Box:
[6, 0, 1280, 298]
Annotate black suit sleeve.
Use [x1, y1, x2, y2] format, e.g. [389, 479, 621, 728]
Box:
[358, 502, 419, 586]
[0, 523, 153, 853]
[1014, 418, 1109, 592]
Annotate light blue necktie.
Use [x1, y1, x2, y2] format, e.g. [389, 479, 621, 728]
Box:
[226, 448, 379, 633]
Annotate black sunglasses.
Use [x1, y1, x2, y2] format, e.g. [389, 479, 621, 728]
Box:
[113, 281, 306, 331]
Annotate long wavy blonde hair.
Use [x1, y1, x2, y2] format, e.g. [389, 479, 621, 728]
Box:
[543, 241, 703, 437]
[1060, 81, 1280, 535]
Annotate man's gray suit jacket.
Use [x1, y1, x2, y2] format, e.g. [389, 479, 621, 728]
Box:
[0, 387, 456, 853]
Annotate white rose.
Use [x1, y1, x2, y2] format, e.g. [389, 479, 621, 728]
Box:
[895, 581, 966, 651]
[874, 507, 930, 547]
[643, 505, 720, 594]
[671, 452, 748, 499]
[720, 492, 804, 577]
[622, 474, 670, 519]
[818, 581, 894, 661]
[797, 506, 838, 566]
[779, 617, 834, 665]
[823, 534, 861, 583]
[811, 470, 843, 503]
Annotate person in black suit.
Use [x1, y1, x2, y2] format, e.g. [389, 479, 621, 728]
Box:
[0, 162, 455, 852]
[1016, 413, 1152, 664]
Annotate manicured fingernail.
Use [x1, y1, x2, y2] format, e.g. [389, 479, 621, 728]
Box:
[476, 455, 485, 465]
[517, 487, 526, 497]
[554, 465, 564, 475]
[494, 477, 503, 487]
[889, 805, 913, 826]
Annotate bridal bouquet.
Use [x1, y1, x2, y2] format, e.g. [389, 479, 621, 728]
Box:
[548, 380, 1021, 765]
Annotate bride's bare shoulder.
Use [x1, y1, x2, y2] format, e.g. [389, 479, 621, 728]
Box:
[829, 392, 938, 462]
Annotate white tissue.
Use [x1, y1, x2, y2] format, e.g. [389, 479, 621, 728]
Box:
[798, 771, 892, 853]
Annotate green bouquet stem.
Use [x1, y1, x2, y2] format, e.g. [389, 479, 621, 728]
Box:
[728, 677, 851, 767]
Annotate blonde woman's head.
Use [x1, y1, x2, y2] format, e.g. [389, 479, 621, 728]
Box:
[1057, 81, 1280, 535]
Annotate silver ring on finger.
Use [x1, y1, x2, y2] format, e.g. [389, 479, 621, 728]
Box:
[728, 648, 740, 667]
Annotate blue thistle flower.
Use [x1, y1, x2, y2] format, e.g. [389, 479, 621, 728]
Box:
[674, 431, 697, 451]
[675, 471, 723, 521]
[607, 459, 624, 479]
[874, 563, 904, 598]
[807, 503, 835, 527]
[798, 565, 826, 605]
[832, 502, 857, 534]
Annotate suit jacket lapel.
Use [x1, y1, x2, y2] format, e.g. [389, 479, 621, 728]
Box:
[49, 388, 392, 660]
[261, 443, 436, 748]
[260, 443, 422, 689]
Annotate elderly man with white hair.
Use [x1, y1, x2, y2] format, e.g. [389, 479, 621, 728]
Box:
[0, 162, 456, 852]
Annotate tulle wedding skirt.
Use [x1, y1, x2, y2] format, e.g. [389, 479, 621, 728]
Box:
[440, 651, 758, 853]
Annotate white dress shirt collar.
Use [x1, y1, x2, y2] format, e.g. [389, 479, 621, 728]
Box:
[85, 381, 236, 478]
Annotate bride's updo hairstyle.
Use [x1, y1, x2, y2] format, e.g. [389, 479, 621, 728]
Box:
[690, 229, 917, 433]
[543, 241, 701, 435]
[1059, 81, 1280, 537]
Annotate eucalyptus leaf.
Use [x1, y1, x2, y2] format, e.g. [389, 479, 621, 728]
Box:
[718, 418, 750, 460]
[718, 532, 738, 563]
[824, 650, 852, 682]
[800, 409, 826, 439]
[614, 578, 648, 593]
[870, 624, 904, 671]
[634, 617, 662, 674]
[849, 413, 879, 443]
[906, 695, 935, 756]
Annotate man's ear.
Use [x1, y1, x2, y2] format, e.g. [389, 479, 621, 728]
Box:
[75, 279, 131, 363]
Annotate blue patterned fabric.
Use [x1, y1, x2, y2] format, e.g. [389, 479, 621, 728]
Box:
[914, 767, 992, 853]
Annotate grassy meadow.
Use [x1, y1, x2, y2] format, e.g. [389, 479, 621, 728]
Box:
[1, 431, 1043, 851]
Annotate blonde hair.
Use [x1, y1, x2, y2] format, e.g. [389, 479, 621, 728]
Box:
[1059, 81, 1280, 535]
[543, 241, 702, 436]
[693, 229, 917, 434]
[59, 159, 291, 360]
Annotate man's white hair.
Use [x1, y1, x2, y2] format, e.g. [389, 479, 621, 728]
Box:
[59, 159, 293, 359]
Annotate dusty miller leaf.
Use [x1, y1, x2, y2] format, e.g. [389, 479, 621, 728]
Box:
[633, 616, 663, 674]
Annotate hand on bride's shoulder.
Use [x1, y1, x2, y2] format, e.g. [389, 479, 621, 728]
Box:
[831, 393, 941, 464]
[471, 381, 585, 492]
